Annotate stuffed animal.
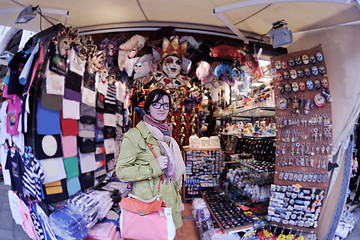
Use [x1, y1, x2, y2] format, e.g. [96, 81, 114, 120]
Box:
[118, 34, 147, 73]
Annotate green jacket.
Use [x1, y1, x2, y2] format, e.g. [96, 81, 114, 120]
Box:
[116, 121, 183, 229]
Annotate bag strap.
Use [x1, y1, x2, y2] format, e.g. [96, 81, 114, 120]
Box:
[127, 127, 162, 193]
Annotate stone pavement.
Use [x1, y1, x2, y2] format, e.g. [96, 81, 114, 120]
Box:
[0, 179, 30, 240]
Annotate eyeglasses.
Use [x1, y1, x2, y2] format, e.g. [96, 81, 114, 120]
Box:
[152, 102, 170, 110]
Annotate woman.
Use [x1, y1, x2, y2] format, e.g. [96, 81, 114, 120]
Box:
[116, 88, 185, 229]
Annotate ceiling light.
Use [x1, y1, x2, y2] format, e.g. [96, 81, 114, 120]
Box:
[268, 20, 292, 48]
[15, 5, 39, 24]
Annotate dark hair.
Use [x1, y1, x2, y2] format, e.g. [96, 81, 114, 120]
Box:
[144, 89, 172, 114]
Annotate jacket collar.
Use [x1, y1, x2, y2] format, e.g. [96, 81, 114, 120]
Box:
[136, 121, 159, 146]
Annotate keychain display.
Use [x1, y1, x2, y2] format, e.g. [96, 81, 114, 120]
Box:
[267, 184, 325, 229]
[271, 46, 332, 230]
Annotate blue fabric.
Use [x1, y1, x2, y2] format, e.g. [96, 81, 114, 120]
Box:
[36, 102, 61, 135]
[67, 177, 81, 196]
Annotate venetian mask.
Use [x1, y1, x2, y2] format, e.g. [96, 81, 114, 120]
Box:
[288, 58, 295, 67]
[321, 78, 328, 88]
[162, 55, 182, 79]
[285, 83, 292, 93]
[316, 52, 323, 62]
[59, 37, 71, 57]
[304, 68, 311, 77]
[319, 66, 326, 75]
[311, 66, 319, 76]
[297, 69, 304, 78]
[290, 69, 297, 80]
[283, 71, 290, 80]
[281, 61, 288, 69]
[292, 82, 299, 92]
[295, 56, 302, 65]
[309, 55, 316, 64]
[275, 60, 281, 69]
[302, 55, 309, 65]
[314, 79, 321, 89]
[299, 81, 306, 91]
[306, 80, 314, 90]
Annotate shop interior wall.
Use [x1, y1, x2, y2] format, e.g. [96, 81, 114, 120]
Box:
[288, 24, 360, 239]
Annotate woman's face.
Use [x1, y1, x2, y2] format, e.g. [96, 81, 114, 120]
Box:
[149, 95, 170, 122]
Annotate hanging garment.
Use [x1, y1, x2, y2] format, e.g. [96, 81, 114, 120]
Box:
[80, 102, 96, 124]
[79, 151, 97, 174]
[22, 150, 44, 200]
[66, 177, 81, 197]
[60, 111, 78, 136]
[8, 190, 22, 225]
[18, 197, 38, 240]
[6, 96, 22, 135]
[36, 103, 61, 135]
[61, 135, 77, 159]
[5, 148, 24, 195]
[62, 156, 80, 180]
[35, 134, 63, 160]
[62, 98, 80, 120]
[39, 157, 66, 184]
[34, 203, 57, 240]
[7, 50, 30, 96]
[42, 179, 69, 203]
[45, 61, 65, 96]
[23, 42, 44, 96]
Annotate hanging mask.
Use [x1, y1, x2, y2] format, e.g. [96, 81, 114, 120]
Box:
[302, 55, 309, 65]
[306, 80, 314, 90]
[295, 56, 302, 65]
[316, 52, 324, 62]
[304, 67, 311, 77]
[319, 66, 326, 75]
[314, 79, 321, 89]
[309, 55, 316, 64]
[276, 97, 288, 110]
[275, 60, 282, 69]
[288, 58, 295, 67]
[299, 81, 306, 91]
[290, 69, 297, 80]
[278, 84, 285, 94]
[161, 55, 182, 79]
[311, 66, 319, 76]
[283, 71, 290, 80]
[321, 78, 328, 88]
[292, 82, 299, 92]
[297, 69, 304, 78]
[303, 99, 314, 115]
[321, 88, 332, 102]
[276, 72, 283, 81]
[285, 83, 292, 93]
[314, 93, 326, 107]
[281, 61, 288, 69]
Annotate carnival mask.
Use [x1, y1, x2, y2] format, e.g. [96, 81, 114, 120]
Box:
[275, 60, 281, 69]
[283, 71, 290, 80]
[314, 79, 321, 89]
[302, 55, 309, 65]
[162, 55, 182, 79]
[321, 78, 328, 88]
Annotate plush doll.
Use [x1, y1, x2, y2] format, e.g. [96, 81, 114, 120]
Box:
[196, 61, 214, 86]
[118, 34, 147, 73]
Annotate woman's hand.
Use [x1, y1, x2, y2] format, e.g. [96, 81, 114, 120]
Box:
[156, 155, 169, 170]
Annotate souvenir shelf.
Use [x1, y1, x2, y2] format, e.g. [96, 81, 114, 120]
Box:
[201, 189, 254, 233]
[217, 107, 276, 120]
[269, 46, 332, 230]
[183, 147, 221, 200]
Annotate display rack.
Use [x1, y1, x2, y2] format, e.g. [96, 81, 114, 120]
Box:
[183, 147, 221, 200]
[201, 189, 254, 233]
[269, 46, 332, 230]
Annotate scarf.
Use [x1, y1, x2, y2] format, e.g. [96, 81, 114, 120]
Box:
[143, 120, 185, 183]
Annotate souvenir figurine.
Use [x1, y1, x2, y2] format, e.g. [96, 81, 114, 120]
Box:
[289, 96, 301, 114]
[314, 93, 326, 107]
[302, 99, 314, 114]
[321, 78, 328, 88]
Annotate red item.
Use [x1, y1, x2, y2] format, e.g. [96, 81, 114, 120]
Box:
[60, 111, 79, 136]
